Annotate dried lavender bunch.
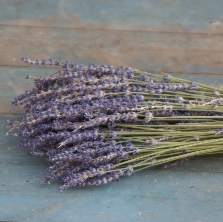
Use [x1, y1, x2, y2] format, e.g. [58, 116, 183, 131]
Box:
[7, 57, 223, 192]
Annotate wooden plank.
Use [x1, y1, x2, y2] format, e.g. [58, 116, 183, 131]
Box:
[2, 116, 223, 222]
[1, 111, 223, 221]
[1, 0, 223, 33]
[0, 0, 223, 74]
[1, 163, 223, 221]
[1, 26, 223, 74]
[1, 66, 223, 114]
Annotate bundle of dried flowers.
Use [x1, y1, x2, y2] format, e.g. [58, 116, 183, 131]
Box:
[7, 57, 223, 192]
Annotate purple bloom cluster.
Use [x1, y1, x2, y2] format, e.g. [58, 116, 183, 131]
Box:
[9, 57, 141, 191]
[9, 57, 219, 192]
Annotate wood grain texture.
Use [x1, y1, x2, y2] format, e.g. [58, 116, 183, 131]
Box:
[2, 66, 223, 114]
[1, 26, 223, 75]
[1, 0, 223, 74]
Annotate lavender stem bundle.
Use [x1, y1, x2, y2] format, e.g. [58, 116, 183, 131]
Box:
[7, 57, 223, 192]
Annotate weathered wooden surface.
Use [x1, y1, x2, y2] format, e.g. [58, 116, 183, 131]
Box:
[1, 0, 223, 222]
[1, 0, 223, 74]
[1, 112, 223, 222]
[2, 66, 223, 114]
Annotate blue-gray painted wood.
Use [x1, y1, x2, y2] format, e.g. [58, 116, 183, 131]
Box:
[0, 0, 223, 74]
[1, 1, 223, 221]
[1, 0, 223, 31]
[2, 66, 223, 114]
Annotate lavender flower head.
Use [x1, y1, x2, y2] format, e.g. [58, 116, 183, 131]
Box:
[8, 56, 220, 192]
